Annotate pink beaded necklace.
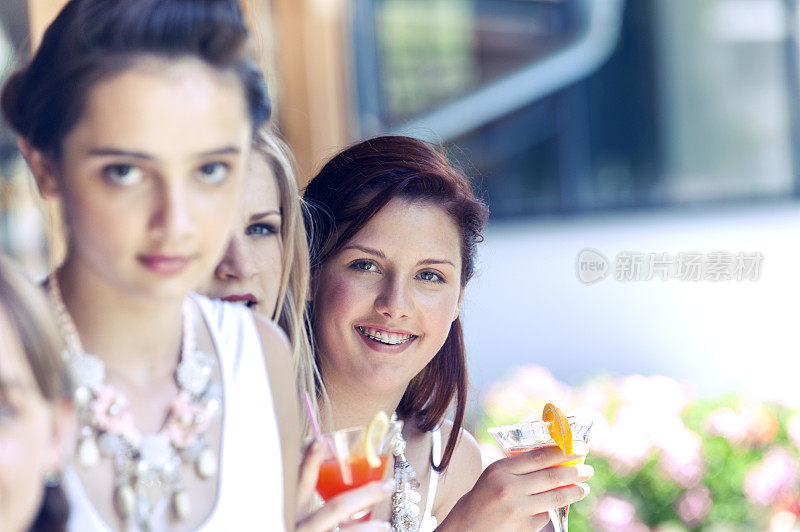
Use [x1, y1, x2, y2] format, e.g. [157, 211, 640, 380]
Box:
[48, 274, 222, 529]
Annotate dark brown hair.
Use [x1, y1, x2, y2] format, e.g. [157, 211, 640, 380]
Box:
[304, 135, 488, 471]
[1, 0, 269, 159]
[0, 255, 71, 531]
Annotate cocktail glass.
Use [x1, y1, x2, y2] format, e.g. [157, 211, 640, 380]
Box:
[487, 416, 593, 532]
[315, 418, 402, 522]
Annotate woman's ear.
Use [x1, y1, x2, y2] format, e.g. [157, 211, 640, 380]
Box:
[18, 137, 60, 198]
[452, 287, 465, 323]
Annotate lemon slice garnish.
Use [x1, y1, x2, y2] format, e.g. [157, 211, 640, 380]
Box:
[543, 403, 573, 454]
[364, 411, 389, 468]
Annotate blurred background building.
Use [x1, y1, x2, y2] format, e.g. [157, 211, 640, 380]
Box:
[3, 1, 800, 528]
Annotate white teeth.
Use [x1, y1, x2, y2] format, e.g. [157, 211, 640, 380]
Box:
[357, 326, 415, 345]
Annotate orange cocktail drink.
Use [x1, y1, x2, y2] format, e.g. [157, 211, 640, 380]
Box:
[315, 412, 401, 522]
[316, 453, 391, 501]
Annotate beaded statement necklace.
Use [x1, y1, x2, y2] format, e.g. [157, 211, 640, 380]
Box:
[48, 276, 222, 530]
[391, 413, 422, 532]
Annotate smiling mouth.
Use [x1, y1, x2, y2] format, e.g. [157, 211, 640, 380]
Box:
[356, 326, 417, 345]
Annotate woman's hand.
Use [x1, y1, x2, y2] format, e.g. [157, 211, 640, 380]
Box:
[295, 439, 394, 532]
[436, 444, 593, 532]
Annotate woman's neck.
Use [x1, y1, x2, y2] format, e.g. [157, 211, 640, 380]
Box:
[57, 255, 186, 383]
[321, 374, 408, 431]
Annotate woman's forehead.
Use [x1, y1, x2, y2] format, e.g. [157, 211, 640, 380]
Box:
[344, 198, 461, 260]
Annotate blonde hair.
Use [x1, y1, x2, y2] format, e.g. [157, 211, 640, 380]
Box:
[0, 254, 72, 530]
[252, 128, 324, 435]
[0, 254, 70, 402]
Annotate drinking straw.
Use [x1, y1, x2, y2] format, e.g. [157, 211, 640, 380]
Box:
[303, 391, 324, 437]
[302, 391, 337, 456]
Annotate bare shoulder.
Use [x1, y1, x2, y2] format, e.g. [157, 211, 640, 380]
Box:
[434, 419, 483, 519]
[252, 312, 292, 360]
[251, 312, 297, 417]
[251, 311, 299, 531]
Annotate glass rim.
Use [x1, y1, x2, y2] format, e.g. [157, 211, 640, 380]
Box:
[321, 418, 403, 438]
[486, 415, 591, 435]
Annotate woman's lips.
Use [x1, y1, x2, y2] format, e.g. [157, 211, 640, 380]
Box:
[221, 294, 258, 308]
[137, 254, 193, 275]
[355, 325, 418, 352]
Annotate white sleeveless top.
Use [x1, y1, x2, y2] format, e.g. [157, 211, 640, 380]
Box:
[64, 295, 285, 531]
[418, 426, 442, 532]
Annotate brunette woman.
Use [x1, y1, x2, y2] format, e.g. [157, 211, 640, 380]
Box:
[304, 136, 593, 531]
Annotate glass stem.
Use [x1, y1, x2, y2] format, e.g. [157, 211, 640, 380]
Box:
[548, 505, 569, 532]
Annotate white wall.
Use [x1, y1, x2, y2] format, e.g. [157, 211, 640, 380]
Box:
[462, 201, 800, 403]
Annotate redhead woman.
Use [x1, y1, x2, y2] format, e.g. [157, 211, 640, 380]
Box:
[2, 0, 301, 529]
[303, 136, 594, 531]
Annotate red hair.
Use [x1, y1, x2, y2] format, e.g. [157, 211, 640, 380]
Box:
[304, 136, 488, 471]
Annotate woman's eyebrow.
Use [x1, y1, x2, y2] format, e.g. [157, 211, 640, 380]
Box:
[88, 147, 153, 160]
[250, 210, 281, 221]
[87, 145, 240, 160]
[343, 245, 455, 267]
[417, 258, 455, 267]
[341, 245, 386, 259]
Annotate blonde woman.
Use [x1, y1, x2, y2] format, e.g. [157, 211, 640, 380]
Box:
[201, 128, 320, 425]
[201, 129, 395, 531]
[0, 255, 73, 532]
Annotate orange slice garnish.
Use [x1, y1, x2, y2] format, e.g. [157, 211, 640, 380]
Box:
[543, 403, 573, 454]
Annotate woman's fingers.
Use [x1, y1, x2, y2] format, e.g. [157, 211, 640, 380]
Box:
[297, 479, 394, 532]
[519, 463, 594, 494]
[530, 512, 551, 531]
[527, 482, 591, 515]
[297, 439, 325, 512]
[338, 521, 392, 531]
[504, 444, 587, 475]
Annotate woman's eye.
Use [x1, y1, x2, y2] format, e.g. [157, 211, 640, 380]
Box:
[196, 162, 230, 185]
[351, 260, 378, 272]
[245, 222, 279, 236]
[102, 164, 142, 186]
[418, 271, 444, 283]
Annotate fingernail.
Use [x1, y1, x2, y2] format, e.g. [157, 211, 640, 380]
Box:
[576, 464, 594, 478]
[578, 482, 591, 496]
[381, 479, 395, 492]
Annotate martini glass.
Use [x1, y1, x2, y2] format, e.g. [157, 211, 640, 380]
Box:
[487, 416, 593, 532]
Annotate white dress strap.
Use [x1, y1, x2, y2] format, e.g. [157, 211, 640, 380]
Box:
[419, 426, 442, 532]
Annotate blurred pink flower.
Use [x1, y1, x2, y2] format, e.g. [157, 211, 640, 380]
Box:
[676, 485, 712, 528]
[706, 407, 749, 445]
[590, 495, 650, 532]
[657, 422, 705, 488]
[743, 404, 780, 446]
[787, 414, 800, 451]
[512, 365, 571, 403]
[594, 414, 653, 475]
[576, 380, 613, 412]
[482, 365, 572, 421]
[744, 447, 799, 507]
